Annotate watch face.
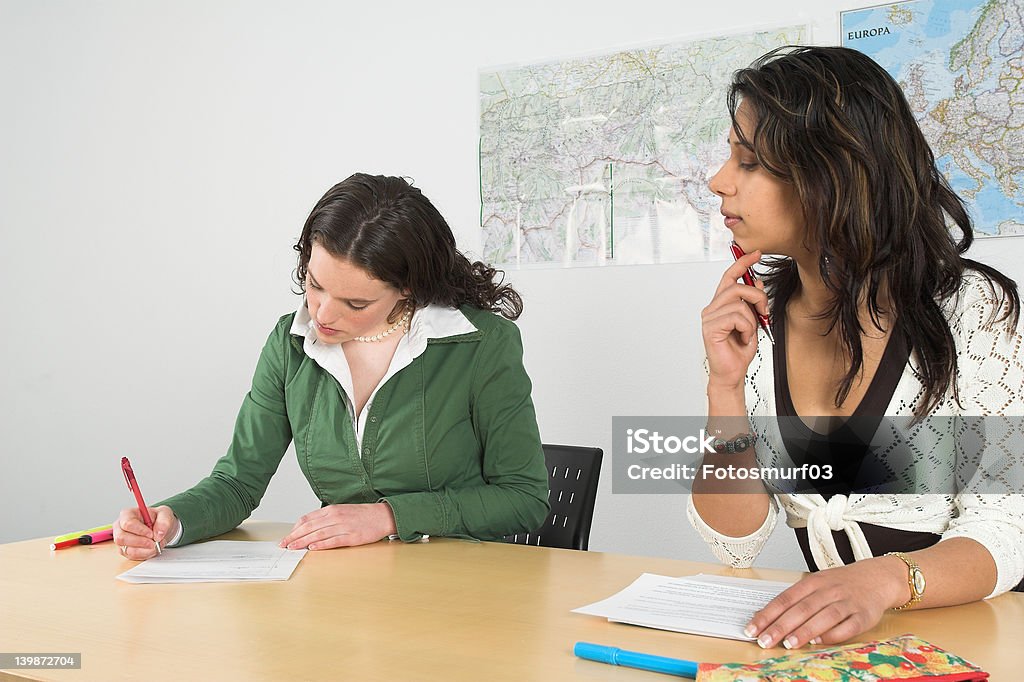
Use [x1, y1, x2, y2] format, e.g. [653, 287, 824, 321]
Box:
[912, 568, 926, 595]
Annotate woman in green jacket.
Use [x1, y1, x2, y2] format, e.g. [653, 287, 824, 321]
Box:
[113, 174, 550, 559]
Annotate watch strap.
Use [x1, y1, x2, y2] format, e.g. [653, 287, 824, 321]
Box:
[886, 551, 924, 610]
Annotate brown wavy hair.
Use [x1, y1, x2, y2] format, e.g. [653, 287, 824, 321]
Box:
[729, 45, 1019, 416]
[293, 173, 523, 320]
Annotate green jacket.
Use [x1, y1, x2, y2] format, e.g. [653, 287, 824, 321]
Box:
[159, 306, 550, 545]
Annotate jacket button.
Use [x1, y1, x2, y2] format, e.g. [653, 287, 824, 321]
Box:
[369, 416, 378, 423]
[363, 446, 370, 456]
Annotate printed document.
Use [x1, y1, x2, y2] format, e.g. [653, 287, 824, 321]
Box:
[116, 541, 307, 584]
[573, 573, 793, 640]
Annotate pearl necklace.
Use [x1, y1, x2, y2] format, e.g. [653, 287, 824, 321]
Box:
[353, 308, 412, 343]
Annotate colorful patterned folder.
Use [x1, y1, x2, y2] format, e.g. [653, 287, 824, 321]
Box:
[696, 634, 989, 681]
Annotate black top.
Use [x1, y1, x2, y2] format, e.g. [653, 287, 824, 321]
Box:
[771, 287, 942, 570]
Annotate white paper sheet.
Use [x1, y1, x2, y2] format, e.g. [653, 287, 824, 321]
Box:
[572, 573, 793, 640]
[116, 541, 307, 584]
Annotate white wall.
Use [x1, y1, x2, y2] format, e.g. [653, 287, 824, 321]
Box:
[2, 1, 1021, 572]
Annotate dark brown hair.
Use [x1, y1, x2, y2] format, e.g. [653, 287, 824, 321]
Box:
[729, 45, 1019, 416]
[293, 173, 523, 320]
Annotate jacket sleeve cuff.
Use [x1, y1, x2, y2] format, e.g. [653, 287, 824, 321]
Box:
[380, 492, 449, 542]
[156, 491, 217, 547]
[165, 518, 185, 547]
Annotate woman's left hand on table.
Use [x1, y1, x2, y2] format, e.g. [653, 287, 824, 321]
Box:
[744, 557, 907, 649]
[279, 503, 398, 550]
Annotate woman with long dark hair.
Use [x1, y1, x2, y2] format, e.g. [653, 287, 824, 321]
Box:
[113, 173, 549, 555]
[692, 46, 1023, 647]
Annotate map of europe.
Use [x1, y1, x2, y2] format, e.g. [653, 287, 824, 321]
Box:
[479, 27, 808, 267]
[842, 0, 1024, 237]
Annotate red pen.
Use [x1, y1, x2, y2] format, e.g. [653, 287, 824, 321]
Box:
[121, 457, 162, 555]
[50, 538, 80, 551]
[729, 241, 775, 345]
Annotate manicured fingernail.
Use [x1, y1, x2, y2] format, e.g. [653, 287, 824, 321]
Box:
[743, 624, 757, 638]
[810, 637, 821, 645]
[783, 636, 797, 649]
[757, 634, 773, 648]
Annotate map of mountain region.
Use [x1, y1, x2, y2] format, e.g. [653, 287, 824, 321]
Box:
[842, 0, 1024, 237]
[479, 26, 808, 267]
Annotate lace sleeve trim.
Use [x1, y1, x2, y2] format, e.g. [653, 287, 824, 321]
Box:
[687, 494, 779, 568]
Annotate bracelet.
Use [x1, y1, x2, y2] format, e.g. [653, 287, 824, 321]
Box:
[711, 432, 756, 454]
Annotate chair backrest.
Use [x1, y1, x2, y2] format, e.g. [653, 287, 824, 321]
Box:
[505, 443, 603, 550]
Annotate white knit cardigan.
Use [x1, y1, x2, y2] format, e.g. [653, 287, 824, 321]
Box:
[688, 272, 1024, 597]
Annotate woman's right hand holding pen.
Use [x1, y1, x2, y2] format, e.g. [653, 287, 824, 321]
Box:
[701, 250, 769, 393]
[113, 506, 180, 561]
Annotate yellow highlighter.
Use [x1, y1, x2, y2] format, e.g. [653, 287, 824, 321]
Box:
[53, 524, 113, 544]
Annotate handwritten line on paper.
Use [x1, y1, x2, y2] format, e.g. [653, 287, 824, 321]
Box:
[572, 573, 793, 640]
[116, 541, 307, 584]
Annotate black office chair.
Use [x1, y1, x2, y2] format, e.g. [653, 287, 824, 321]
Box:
[504, 444, 603, 551]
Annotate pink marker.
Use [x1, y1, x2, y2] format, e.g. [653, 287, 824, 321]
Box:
[79, 528, 114, 545]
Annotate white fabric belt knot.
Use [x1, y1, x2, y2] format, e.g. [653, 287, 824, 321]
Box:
[824, 494, 848, 531]
[804, 494, 873, 569]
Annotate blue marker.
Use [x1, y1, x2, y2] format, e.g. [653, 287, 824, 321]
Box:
[574, 642, 699, 678]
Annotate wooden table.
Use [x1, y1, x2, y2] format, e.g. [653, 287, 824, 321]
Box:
[2, 522, 1020, 680]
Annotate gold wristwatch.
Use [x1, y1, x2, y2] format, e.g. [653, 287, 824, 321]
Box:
[886, 551, 925, 610]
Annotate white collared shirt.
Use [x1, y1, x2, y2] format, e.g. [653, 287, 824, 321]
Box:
[289, 302, 477, 453]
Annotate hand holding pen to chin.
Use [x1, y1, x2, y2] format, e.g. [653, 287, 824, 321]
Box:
[729, 241, 774, 345]
[701, 248, 770, 391]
